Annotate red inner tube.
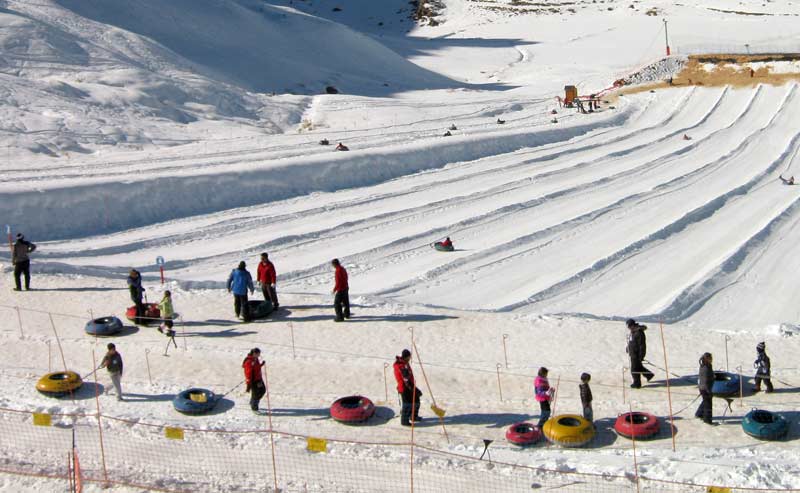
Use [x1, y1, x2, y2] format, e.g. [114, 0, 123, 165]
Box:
[330, 395, 375, 423]
[614, 412, 660, 438]
[505, 422, 541, 445]
[126, 303, 161, 321]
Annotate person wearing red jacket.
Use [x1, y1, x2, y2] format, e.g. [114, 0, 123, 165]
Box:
[393, 349, 422, 426]
[256, 252, 279, 309]
[242, 348, 266, 412]
[331, 258, 350, 322]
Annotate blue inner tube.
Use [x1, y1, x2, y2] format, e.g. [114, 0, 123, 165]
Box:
[433, 242, 454, 252]
[742, 409, 788, 440]
[173, 388, 217, 414]
[85, 316, 123, 336]
[711, 371, 741, 396]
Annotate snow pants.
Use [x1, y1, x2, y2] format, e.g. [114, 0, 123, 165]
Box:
[630, 358, 654, 387]
[537, 401, 551, 428]
[754, 375, 774, 392]
[261, 283, 279, 307]
[695, 390, 712, 424]
[250, 380, 266, 411]
[333, 289, 350, 321]
[400, 387, 422, 425]
[109, 372, 123, 401]
[13, 260, 30, 290]
[233, 293, 250, 321]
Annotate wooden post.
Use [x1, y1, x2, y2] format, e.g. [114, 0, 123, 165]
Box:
[550, 376, 561, 417]
[144, 349, 154, 386]
[412, 341, 449, 442]
[263, 364, 279, 492]
[49, 314, 68, 372]
[622, 366, 627, 404]
[91, 351, 109, 485]
[660, 323, 676, 452]
[383, 363, 390, 403]
[495, 364, 504, 402]
[289, 321, 296, 359]
[15, 306, 23, 338]
[629, 401, 641, 493]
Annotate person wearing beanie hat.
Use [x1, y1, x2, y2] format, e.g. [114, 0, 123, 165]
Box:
[256, 252, 279, 309]
[11, 232, 36, 291]
[625, 318, 654, 388]
[242, 348, 266, 412]
[227, 261, 254, 321]
[695, 352, 715, 425]
[579, 372, 593, 422]
[753, 342, 773, 393]
[393, 349, 422, 426]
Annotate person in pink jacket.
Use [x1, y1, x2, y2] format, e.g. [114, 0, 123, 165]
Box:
[534, 367, 554, 428]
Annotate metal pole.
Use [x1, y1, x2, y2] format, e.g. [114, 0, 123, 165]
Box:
[663, 19, 670, 56]
[263, 364, 279, 492]
[91, 350, 109, 485]
[383, 363, 390, 403]
[289, 321, 296, 359]
[144, 349, 153, 386]
[502, 334, 509, 368]
[629, 401, 641, 493]
[724, 335, 731, 372]
[16, 306, 23, 338]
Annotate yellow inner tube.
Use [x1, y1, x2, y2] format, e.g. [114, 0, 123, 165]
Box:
[542, 414, 595, 447]
[36, 371, 83, 393]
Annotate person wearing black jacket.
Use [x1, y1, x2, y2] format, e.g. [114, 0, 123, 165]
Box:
[100, 343, 124, 401]
[695, 352, 714, 424]
[579, 372, 593, 422]
[626, 318, 654, 388]
[753, 342, 774, 393]
[127, 269, 145, 324]
[12, 233, 36, 291]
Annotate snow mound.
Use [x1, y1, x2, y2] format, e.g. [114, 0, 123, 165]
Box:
[622, 56, 688, 86]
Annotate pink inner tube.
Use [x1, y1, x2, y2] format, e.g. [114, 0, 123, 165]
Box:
[330, 395, 376, 423]
[614, 412, 660, 438]
[505, 422, 542, 445]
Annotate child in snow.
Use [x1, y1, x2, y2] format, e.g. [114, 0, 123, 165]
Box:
[534, 367, 554, 429]
[753, 342, 774, 393]
[158, 290, 174, 335]
[579, 372, 593, 422]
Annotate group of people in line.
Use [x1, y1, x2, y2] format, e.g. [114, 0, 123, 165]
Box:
[626, 318, 774, 426]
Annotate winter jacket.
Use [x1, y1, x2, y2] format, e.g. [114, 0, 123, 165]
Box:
[227, 268, 254, 296]
[12, 239, 36, 264]
[158, 296, 174, 319]
[534, 376, 551, 403]
[626, 324, 647, 361]
[334, 265, 349, 292]
[579, 382, 593, 407]
[441, 238, 452, 248]
[698, 359, 714, 393]
[754, 351, 771, 377]
[393, 356, 415, 393]
[127, 271, 144, 303]
[101, 352, 123, 374]
[242, 354, 264, 385]
[257, 260, 277, 285]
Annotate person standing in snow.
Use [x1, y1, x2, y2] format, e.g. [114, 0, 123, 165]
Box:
[227, 261, 254, 321]
[393, 349, 422, 426]
[100, 343, 124, 401]
[579, 372, 593, 422]
[158, 290, 175, 335]
[256, 253, 279, 309]
[127, 269, 145, 325]
[242, 348, 266, 412]
[753, 342, 774, 393]
[331, 258, 350, 322]
[695, 352, 714, 425]
[626, 318, 654, 388]
[12, 233, 36, 291]
[534, 367, 554, 429]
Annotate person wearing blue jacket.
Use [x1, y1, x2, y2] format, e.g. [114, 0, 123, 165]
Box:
[227, 261, 254, 321]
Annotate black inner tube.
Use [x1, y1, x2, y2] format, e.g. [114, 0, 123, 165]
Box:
[558, 417, 582, 427]
[752, 411, 775, 424]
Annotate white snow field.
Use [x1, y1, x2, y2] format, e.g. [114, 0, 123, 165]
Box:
[3, 0, 800, 492]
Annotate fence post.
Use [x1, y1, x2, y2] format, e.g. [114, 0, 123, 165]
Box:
[289, 321, 296, 359]
[501, 334, 509, 368]
[91, 350, 109, 486]
[660, 323, 676, 452]
[144, 349, 154, 386]
[49, 314, 68, 372]
[383, 363, 390, 403]
[47, 340, 52, 372]
[263, 364, 279, 492]
[15, 306, 22, 338]
[629, 401, 641, 493]
[496, 364, 504, 402]
[622, 367, 627, 404]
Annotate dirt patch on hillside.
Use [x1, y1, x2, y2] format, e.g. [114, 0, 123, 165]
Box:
[616, 53, 800, 95]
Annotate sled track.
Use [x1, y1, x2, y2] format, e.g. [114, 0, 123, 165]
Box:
[27, 84, 800, 326]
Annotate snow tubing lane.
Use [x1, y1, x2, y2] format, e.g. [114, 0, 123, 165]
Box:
[330, 395, 375, 423]
[542, 414, 595, 447]
[712, 372, 741, 396]
[741, 409, 789, 440]
[173, 388, 217, 414]
[126, 303, 161, 324]
[505, 422, 542, 446]
[37, 371, 83, 396]
[614, 412, 660, 439]
[247, 300, 274, 319]
[85, 316, 123, 336]
[433, 242, 454, 252]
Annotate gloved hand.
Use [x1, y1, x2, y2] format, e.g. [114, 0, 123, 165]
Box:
[246, 383, 251, 393]
[270, 284, 276, 288]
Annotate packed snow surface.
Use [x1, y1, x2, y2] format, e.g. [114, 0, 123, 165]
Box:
[3, 0, 800, 491]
